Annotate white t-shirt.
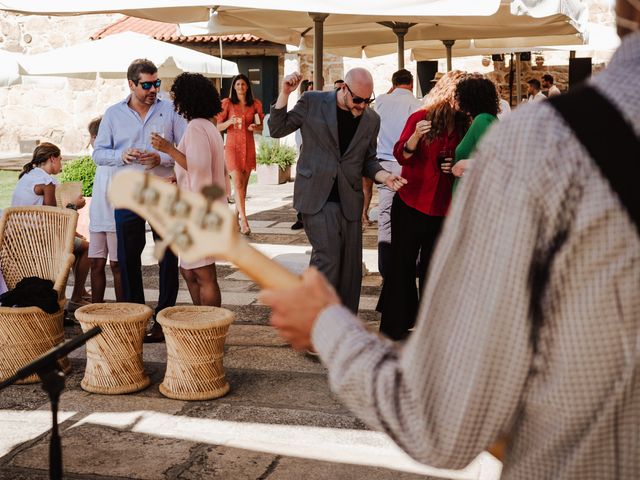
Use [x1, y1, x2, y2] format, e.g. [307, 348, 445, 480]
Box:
[11, 167, 58, 206]
[374, 88, 423, 162]
[89, 165, 118, 232]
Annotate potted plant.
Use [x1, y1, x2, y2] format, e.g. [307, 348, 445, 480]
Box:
[58, 155, 96, 238]
[256, 138, 297, 185]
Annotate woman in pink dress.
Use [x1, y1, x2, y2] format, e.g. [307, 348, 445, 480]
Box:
[216, 73, 264, 235]
[151, 73, 225, 306]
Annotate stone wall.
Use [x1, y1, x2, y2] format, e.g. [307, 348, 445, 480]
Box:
[298, 52, 344, 89]
[0, 12, 125, 154]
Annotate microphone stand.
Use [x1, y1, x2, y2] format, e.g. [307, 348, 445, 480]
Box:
[0, 326, 102, 480]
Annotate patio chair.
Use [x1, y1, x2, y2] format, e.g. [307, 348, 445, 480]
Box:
[0, 206, 78, 383]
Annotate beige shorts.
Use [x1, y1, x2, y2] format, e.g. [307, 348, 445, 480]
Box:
[88, 231, 118, 262]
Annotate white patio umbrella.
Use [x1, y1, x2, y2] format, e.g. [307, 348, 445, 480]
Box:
[1, 0, 503, 88]
[19, 32, 239, 79]
[0, 0, 212, 23]
[410, 23, 619, 60]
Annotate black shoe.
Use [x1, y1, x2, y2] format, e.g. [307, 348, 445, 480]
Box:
[144, 322, 165, 343]
[291, 220, 304, 230]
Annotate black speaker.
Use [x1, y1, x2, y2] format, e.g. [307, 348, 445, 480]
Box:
[569, 57, 592, 88]
[416, 60, 439, 97]
[519, 52, 531, 62]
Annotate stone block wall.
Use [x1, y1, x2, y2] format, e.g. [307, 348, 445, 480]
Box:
[0, 12, 125, 155]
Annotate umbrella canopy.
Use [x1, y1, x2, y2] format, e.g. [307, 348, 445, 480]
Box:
[410, 23, 619, 60]
[0, 0, 212, 23]
[293, 0, 587, 58]
[19, 32, 239, 79]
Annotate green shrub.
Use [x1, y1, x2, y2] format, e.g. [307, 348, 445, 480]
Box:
[58, 155, 96, 197]
[256, 139, 297, 171]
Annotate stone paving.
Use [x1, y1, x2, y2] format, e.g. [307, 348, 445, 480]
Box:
[0, 180, 502, 479]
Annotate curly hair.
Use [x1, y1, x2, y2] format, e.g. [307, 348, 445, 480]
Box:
[421, 70, 469, 141]
[229, 73, 255, 106]
[170, 73, 222, 121]
[455, 75, 499, 118]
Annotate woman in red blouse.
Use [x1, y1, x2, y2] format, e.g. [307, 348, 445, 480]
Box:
[378, 70, 469, 341]
[217, 74, 265, 235]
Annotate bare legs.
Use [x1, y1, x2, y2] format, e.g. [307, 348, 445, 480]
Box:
[231, 169, 252, 234]
[90, 258, 124, 303]
[70, 238, 90, 303]
[181, 264, 221, 307]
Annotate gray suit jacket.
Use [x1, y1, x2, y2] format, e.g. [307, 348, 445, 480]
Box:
[269, 91, 383, 221]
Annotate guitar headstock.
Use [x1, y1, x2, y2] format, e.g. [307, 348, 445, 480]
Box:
[108, 170, 238, 263]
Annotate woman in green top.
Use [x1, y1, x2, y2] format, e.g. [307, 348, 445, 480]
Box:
[444, 75, 499, 191]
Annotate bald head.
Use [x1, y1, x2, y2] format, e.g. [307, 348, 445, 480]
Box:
[339, 68, 374, 117]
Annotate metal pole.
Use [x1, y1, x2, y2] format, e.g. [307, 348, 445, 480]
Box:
[393, 26, 408, 69]
[309, 13, 329, 90]
[442, 40, 455, 71]
[515, 52, 522, 105]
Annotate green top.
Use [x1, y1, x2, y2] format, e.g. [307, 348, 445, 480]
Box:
[452, 113, 497, 194]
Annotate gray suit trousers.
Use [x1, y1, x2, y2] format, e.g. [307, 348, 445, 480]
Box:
[303, 202, 362, 313]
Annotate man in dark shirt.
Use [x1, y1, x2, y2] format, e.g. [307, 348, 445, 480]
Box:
[268, 68, 406, 312]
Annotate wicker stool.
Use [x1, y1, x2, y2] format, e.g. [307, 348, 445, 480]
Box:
[75, 303, 153, 394]
[157, 306, 235, 400]
[0, 299, 71, 384]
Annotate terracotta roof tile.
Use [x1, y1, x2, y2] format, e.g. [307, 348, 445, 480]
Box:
[91, 16, 266, 44]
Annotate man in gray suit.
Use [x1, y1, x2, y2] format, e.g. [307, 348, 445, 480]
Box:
[269, 68, 406, 313]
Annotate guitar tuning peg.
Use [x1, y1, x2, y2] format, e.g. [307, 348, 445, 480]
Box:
[201, 185, 225, 202]
[154, 224, 189, 260]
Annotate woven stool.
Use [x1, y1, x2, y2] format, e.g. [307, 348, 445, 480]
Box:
[157, 306, 235, 400]
[0, 299, 71, 384]
[75, 303, 152, 394]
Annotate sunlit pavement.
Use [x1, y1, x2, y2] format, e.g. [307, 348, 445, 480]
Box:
[0, 181, 502, 479]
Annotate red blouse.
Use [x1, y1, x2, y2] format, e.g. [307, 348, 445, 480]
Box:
[393, 109, 460, 217]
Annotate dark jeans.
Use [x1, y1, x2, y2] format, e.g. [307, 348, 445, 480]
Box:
[114, 208, 179, 316]
[377, 196, 444, 340]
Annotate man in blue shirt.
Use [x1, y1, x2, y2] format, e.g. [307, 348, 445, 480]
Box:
[93, 58, 186, 342]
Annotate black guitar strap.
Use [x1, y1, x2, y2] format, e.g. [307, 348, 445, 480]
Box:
[549, 86, 640, 236]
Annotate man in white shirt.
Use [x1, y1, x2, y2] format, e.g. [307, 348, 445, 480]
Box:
[542, 74, 562, 97]
[526, 78, 547, 102]
[373, 69, 422, 277]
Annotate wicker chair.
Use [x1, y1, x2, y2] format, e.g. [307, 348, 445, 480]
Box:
[0, 206, 78, 383]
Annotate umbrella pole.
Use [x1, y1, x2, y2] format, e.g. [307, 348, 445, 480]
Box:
[515, 52, 522, 105]
[443, 40, 455, 72]
[393, 26, 409, 70]
[309, 13, 328, 90]
[219, 37, 223, 86]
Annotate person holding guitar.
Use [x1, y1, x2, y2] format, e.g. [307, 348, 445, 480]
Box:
[259, 1, 640, 476]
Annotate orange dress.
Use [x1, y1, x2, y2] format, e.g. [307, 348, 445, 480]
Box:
[217, 97, 265, 172]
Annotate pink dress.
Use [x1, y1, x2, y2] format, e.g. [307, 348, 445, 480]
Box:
[217, 98, 264, 172]
[176, 118, 225, 270]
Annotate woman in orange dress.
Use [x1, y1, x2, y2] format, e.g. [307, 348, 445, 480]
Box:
[217, 73, 264, 235]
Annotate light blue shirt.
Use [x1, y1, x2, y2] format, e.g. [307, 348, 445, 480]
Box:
[93, 95, 187, 178]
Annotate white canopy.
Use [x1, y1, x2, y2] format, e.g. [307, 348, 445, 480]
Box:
[19, 32, 239, 79]
[409, 23, 619, 61]
[0, 0, 501, 22]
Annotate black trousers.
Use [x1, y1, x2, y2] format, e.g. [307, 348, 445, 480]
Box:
[378, 195, 444, 340]
[115, 208, 179, 317]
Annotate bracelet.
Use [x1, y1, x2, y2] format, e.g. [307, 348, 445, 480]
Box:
[403, 143, 416, 154]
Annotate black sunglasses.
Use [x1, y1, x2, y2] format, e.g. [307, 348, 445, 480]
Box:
[345, 83, 375, 105]
[135, 79, 162, 90]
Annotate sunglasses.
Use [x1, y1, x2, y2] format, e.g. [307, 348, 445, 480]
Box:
[345, 83, 374, 105]
[134, 79, 162, 90]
